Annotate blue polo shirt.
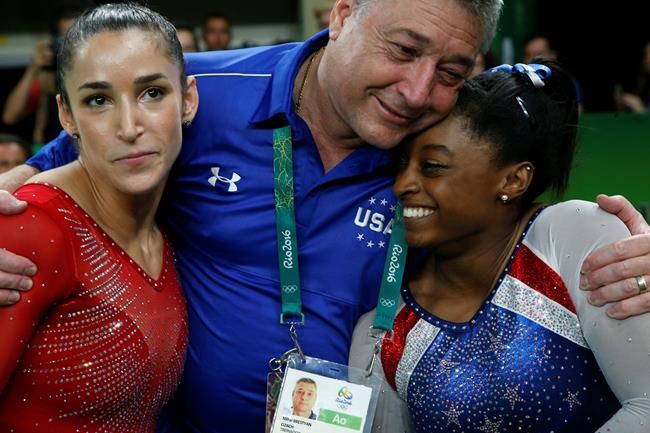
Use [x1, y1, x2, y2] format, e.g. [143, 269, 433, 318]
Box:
[28, 31, 397, 432]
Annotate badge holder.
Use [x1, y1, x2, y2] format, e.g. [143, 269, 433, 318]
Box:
[267, 350, 382, 433]
[266, 323, 306, 433]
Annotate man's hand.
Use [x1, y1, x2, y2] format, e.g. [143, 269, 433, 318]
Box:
[0, 165, 39, 194]
[580, 194, 650, 318]
[32, 41, 55, 71]
[0, 191, 36, 305]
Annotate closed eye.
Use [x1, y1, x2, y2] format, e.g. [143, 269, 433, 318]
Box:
[391, 42, 420, 61]
[421, 161, 448, 174]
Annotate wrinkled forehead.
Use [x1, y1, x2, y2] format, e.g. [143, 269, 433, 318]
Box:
[359, 0, 487, 45]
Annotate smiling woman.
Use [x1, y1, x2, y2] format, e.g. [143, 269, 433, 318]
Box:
[350, 60, 650, 433]
[0, 3, 198, 432]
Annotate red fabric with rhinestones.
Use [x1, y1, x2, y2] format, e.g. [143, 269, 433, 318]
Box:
[380, 305, 420, 390]
[0, 183, 188, 433]
[509, 244, 576, 314]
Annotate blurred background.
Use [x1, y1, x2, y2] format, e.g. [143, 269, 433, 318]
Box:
[0, 0, 648, 207]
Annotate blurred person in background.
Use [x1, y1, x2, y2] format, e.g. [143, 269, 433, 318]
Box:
[1, 8, 81, 147]
[523, 34, 584, 112]
[201, 12, 232, 51]
[523, 34, 556, 63]
[0, 134, 30, 174]
[614, 41, 650, 113]
[314, 3, 334, 30]
[175, 22, 199, 53]
[469, 50, 496, 77]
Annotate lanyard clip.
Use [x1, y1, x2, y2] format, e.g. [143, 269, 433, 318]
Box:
[267, 325, 306, 373]
[269, 347, 299, 372]
[280, 312, 304, 326]
[365, 338, 383, 377]
[289, 324, 306, 363]
[365, 326, 393, 377]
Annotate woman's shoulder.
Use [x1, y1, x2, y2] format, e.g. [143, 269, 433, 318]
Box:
[1, 184, 76, 276]
[12, 182, 87, 251]
[535, 200, 628, 234]
[541, 199, 598, 217]
[15, 181, 74, 214]
[525, 200, 630, 272]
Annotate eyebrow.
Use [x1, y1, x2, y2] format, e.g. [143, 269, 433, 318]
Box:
[422, 143, 451, 153]
[389, 29, 475, 68]
[447, 54, 475, 69]
[78, 81, 110, 91]
[134, 73, 167, 85]
[395, 28, 431, 45]
[77, 73, 167, 91]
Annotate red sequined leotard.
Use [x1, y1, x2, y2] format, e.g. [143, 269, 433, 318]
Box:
[0, 183, 188, 433]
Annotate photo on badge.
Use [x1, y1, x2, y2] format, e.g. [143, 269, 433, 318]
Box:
[269, 365, 377, 433]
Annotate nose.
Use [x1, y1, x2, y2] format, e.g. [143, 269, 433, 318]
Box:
[116, 99, 144, 143]
[399, 60, 435, 110]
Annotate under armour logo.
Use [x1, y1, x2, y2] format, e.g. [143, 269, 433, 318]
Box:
[208, 167, 241, 192]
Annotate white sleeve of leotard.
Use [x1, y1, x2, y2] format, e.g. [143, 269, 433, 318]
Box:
[349, 306, 414, 433]
[526, 200, 650, 433]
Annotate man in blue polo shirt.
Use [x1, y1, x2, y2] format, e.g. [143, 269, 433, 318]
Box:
[1, 0, 650, 432]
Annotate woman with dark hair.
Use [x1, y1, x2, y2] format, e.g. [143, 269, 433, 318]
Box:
[351, 60, 650, 432]
[0, 3, 198, 432]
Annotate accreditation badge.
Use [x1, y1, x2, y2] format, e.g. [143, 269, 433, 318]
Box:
[268, 355, 381, 433]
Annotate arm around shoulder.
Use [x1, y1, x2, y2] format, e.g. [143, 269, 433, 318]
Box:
[578, 195, 650, 317]
[0, 164, 40, 194]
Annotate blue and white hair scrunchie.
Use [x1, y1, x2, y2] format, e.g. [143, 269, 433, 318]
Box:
[487, 63, 552, 88]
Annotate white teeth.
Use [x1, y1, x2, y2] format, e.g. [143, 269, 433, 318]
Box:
[403, 207, 435, 218]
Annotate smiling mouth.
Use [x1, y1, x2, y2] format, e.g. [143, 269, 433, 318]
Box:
[375, 97, 419, 124]
[403, 207, 435, 218]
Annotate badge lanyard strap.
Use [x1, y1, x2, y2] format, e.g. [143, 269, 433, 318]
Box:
[363, 201, 408, 375]
[372, 200, 408, 332]
[273, 126, 303, 325]
[272, 126, 408, 367]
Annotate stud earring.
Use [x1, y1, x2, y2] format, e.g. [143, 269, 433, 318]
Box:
[72, 133, 80, 140]
[499, 194, 509, 203]
[183, 120, 192, 127]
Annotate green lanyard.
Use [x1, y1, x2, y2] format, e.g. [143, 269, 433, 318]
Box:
[371, 201, 408, 332]
[272, 126, 408, 333]
[273, 126, 304, 325]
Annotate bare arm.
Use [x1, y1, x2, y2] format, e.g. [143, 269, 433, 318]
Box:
[1, 41, 53, 125]
[580, 195, 650, 319]
[616, 93, 647, 114]
[0, 164, 40, 194]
